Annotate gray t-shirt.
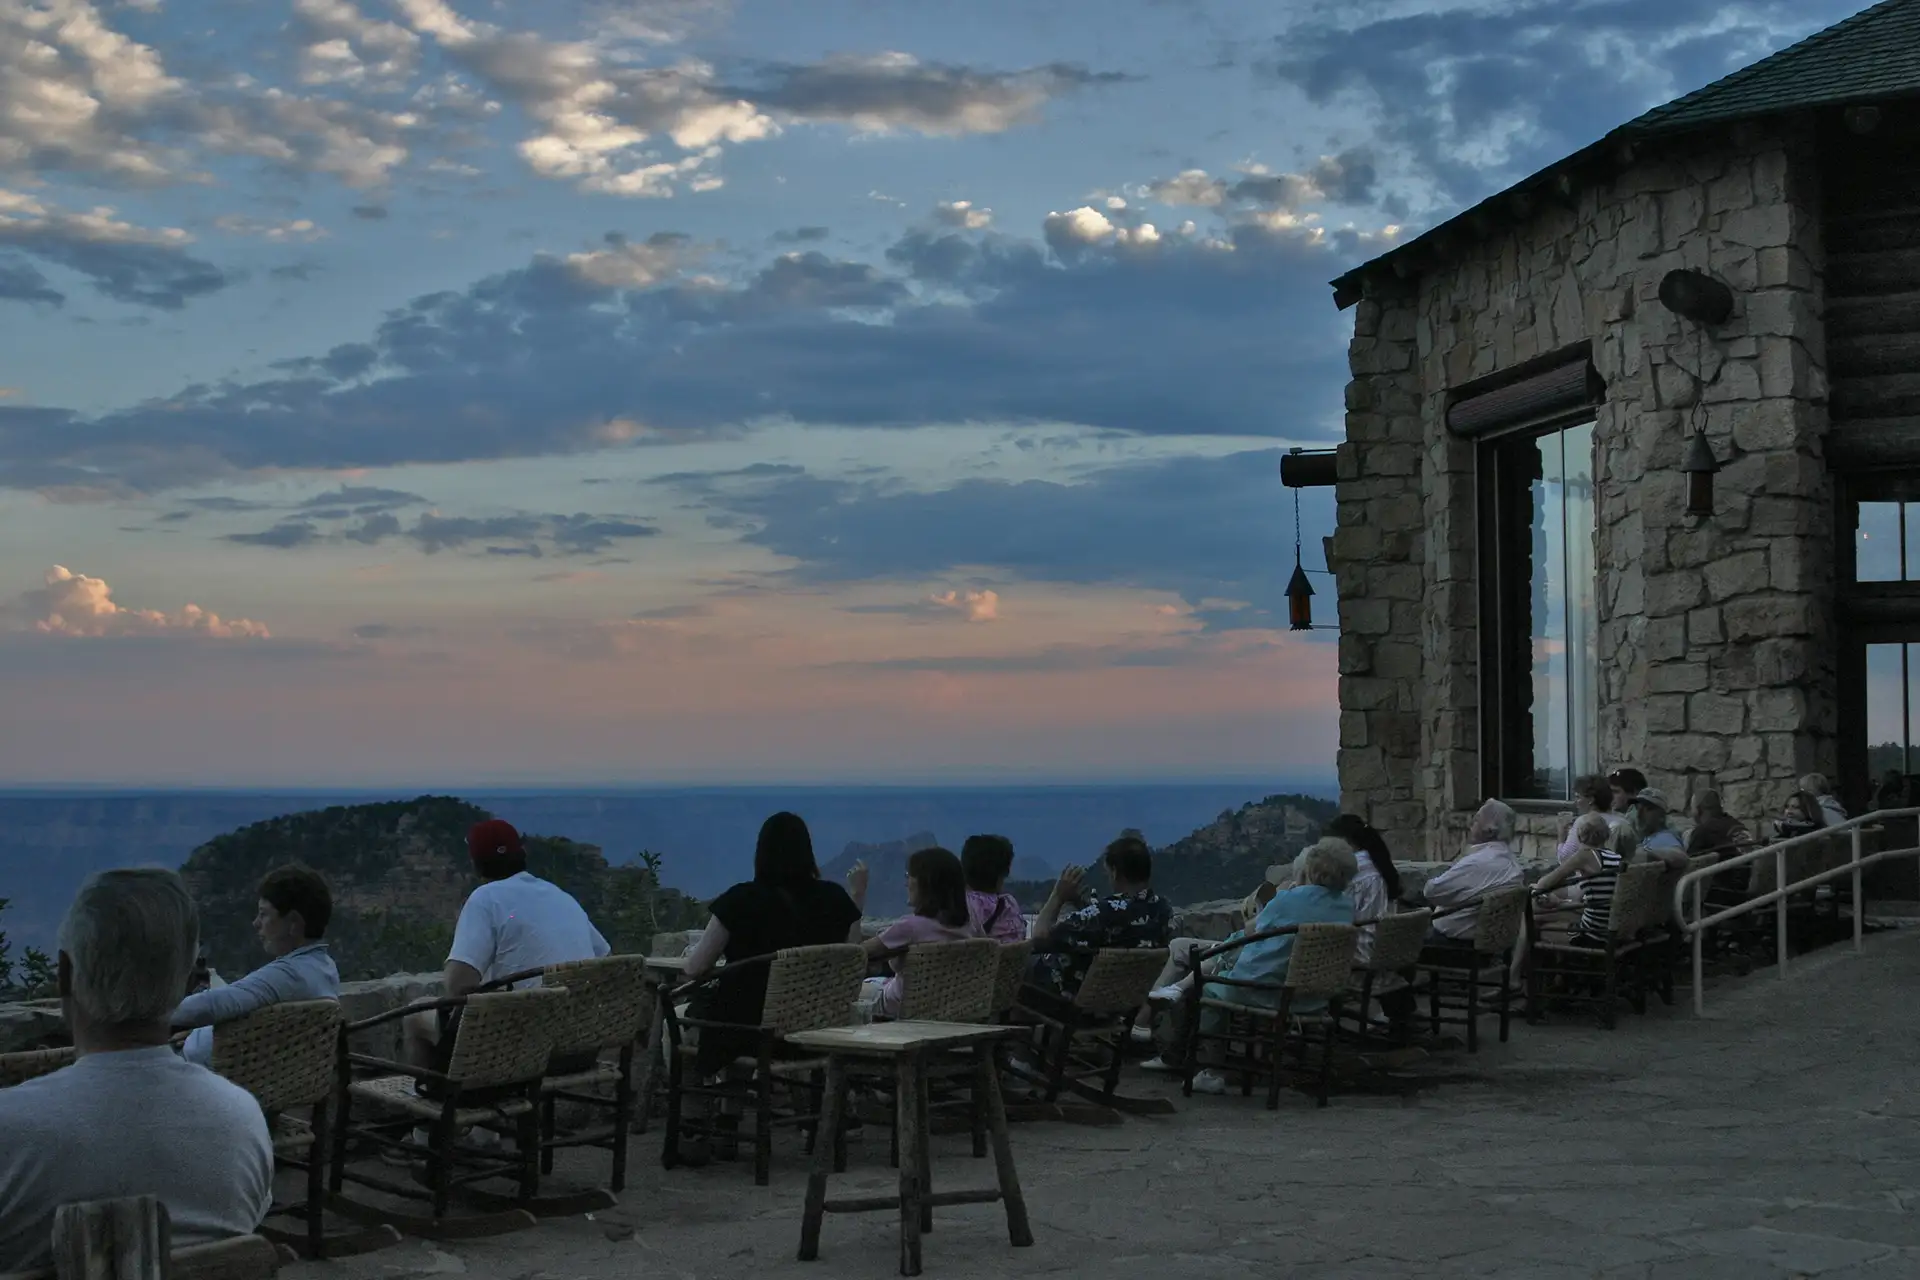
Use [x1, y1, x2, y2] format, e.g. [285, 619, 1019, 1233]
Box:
[0, 1046, 273, 1271]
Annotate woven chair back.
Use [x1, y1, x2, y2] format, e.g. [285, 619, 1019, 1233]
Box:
[1365, 909, 1431, 973]
[444, 987, 566, 1088]
[1072, 947, 1169, 1015]
[0, 1046, 74, 1089]
[1285, 923, 1358, 998]
[760, 944, 868, 1035]
[210, 998, 341, 1112]
[1472, 885, 1529, 954]
[990, 940, 1034, 1017]
[540, 955, 656, 1058]
[1607, 862, 1665, 936]
[896, 938, 998, 1022]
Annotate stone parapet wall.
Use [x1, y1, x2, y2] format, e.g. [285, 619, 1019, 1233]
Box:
[1337, 119, 1833, 852]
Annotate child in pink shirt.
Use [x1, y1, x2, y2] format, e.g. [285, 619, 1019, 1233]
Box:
[962, 834, 1027, 943]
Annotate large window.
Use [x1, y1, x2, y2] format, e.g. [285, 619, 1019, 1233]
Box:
[1480, 421, 1599, 801]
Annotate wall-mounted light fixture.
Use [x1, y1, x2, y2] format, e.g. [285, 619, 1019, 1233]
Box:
[1281, 448, 1336, 631]
[1683, 427, 1720, 518]
[1658, 268, 1734, 326]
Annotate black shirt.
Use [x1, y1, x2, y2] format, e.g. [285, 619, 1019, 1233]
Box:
[689, 879, 863, 1041]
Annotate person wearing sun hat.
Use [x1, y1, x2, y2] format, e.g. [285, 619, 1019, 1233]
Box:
[1619, 787, 1688, 873]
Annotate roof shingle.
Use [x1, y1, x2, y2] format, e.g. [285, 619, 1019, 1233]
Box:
[1627, 0, 1920, 134]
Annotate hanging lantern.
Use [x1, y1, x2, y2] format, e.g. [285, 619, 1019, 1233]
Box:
[1683, 428, 1719, 518]
[1286, 559, 1315, 631]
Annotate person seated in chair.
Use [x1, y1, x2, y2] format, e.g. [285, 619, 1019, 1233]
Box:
[864, 846, 976, 1017]
[1686, 790, 1751, 859]
[1422, 799, 1524, 950]
[0, 870, 273, 1272]
[1151, 839, 1358, 1095]
[961, 834, 1028, 943]
[172, 864, 339, 1066]
[402, 819, 609, 1115]
[1026, 835, 1172, 999]
[680, 812, 865, 1077]
[1528, 814, 1623, 948]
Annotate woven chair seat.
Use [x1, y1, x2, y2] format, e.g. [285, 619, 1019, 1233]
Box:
[0, 1047, 75, 1089]
[349, 1073, 536, 1125]
[271, 1112, 316, 1156]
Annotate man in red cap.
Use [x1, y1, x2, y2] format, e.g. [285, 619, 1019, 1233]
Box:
[401, 818, 609, 1080]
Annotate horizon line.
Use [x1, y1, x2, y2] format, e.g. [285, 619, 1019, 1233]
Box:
[0, 776, 1337, 796]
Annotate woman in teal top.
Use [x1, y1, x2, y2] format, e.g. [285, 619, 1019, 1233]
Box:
[1150, 838, 1358, 1093]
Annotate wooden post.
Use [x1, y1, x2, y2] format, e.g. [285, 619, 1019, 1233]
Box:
[894, 1055, 924, 1276]
[51, 1197, 171, 1280]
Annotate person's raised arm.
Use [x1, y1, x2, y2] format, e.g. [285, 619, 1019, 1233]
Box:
[683, 915, 730, 979]
[1029, 865, 1086, 948]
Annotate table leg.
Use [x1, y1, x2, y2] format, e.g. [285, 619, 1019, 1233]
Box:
[976, 1044, 1033, 1248]
[914, 1061, 934, 1234]
[633, 982, 667, 1134]
[895, 1055, 924, 1276]
[798, 1058, 848, 1263]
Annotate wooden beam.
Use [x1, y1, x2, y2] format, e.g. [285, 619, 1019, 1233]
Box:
[1828, 416, 1920, 471]
[1829, 332, 1920, 379]
[1826, 289, 1920, 339]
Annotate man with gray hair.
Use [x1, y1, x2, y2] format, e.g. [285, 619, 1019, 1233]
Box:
[0, 869, 273, 1271]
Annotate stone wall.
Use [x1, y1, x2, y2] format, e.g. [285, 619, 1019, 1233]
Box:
[1336, 118, 1834, 857]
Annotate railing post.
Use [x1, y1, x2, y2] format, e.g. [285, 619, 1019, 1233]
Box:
[1692, 878, 1705, 1016]
[1853, 826, 1865, 953]
[1776, 846, 1789, 978]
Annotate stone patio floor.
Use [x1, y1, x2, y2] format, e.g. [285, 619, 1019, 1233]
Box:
[293, 930, 1920, 1280]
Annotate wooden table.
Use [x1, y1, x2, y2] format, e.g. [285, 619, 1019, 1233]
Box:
[785, 1021, 1032, 1277]
[632, 954, 703, 1133]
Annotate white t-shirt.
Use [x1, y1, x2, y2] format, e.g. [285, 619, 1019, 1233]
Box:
[448, 871, 611, 986]
[0, 1047, 273, 1271]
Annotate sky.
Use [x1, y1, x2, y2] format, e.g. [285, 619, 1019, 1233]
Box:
[0, 0, 1868, 786]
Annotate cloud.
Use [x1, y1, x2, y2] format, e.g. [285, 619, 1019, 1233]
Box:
[564, 231, 697, 289]
[212, 215, 329, 242]
[292, 0, 421, 89]
[0, 188, 232, 308]
[932, 200, 991, 229]
[677, 449, 1335, 631]
[1259, 0, 1858, 209]
[394, 0, 773, 197]
[0, 254, 63, 306]
[0, 200, 1366, 490]
[8, 565, 269, 638]
[930, 588, 999, 622]
[221, 506, 657, 557]
[1146, 150, 1377, 212]
[0, 0, 421, 188]
[745, 54, 1126, 136]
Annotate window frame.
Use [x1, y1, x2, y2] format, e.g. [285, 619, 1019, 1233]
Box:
[1475, 410, 1601, 805]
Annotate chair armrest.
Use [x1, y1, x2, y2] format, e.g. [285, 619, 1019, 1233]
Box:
[1195, 923, 1301, 964]
[346, 995, 465, 1035]
[344, 1051, 453, 1089]
[473, 967, 545, 994]
[665, 949, 778, 1002]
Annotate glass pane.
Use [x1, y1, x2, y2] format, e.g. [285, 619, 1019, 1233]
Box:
[1858, 502, 1903, 581]
[1865, 642, 1910, 790]
[1530, 432, 1571, 799]
[1563, 422, 1598, 786]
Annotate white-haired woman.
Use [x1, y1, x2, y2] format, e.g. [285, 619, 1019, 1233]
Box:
[1799, 773, 1849, 828]
[1422, 799, 1525, 947]
[1156, 838, 1359, 1095]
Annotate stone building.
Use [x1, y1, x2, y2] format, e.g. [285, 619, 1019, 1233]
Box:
[1307, 0, 1920, 859]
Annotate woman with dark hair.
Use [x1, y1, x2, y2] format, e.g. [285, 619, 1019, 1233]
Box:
[863, 846, 975, 1017]
[1773, 791, 1824, 843]
[961, 834, 1026, 942]
[1325, 815, 1399, 969]
[682, 812, 865, 1074]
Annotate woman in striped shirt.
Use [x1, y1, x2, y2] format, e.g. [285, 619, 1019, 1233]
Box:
[1530, 813, 1624, 945]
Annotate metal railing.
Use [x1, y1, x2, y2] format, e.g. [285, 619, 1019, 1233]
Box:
[1673, 807, 1920, 1014]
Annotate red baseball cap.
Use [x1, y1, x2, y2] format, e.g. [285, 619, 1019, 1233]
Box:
[468, 818, 523, 864]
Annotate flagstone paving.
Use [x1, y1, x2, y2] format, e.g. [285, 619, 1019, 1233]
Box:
[294, 931, 1920, 1279]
